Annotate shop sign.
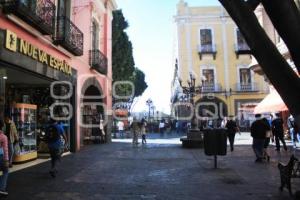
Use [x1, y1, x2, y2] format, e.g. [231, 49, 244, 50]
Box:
[4, 29, 72, 75]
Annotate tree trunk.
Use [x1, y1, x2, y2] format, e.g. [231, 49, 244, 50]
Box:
[246, 0, 261, 10]
[261, 0, 300, 74]
[219, 0, 300, 125]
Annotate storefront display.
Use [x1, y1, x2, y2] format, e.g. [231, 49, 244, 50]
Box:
[12, 103, 37, 163]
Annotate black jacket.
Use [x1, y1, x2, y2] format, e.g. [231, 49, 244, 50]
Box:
[251, 119, 269, 139]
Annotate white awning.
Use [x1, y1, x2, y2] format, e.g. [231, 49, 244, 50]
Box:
[254, 87, 288, 114]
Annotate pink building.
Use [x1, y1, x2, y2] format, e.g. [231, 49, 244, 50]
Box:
[0, 0, 116, 163]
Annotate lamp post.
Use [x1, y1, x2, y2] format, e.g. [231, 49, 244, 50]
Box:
[179, 73, 204, 129]
[151, 106, 155, 119]
[146, 98, 153, 121]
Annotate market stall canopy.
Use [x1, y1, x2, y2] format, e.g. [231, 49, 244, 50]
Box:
[114, 109, 128, 117]
[254, 87, 288, 114]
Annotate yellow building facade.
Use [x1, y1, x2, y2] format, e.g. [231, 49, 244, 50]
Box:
[173, 1, 269, 128]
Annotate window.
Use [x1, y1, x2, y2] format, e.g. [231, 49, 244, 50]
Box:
[202, 69, 215, 92]
[92, 20, 100, 50]
[58, 0, 71, 17]
[200, 29, 213, 47]
[236, 29, 249, 51]
[198, 28, 216, 59]
[239, 68, 251, 85]
[236, 29, 247, 46]
[203, 69, 214, 84]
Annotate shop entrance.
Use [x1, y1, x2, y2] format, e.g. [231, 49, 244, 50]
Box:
[81, 82, 105, 146]
[0, 66, 75, 162]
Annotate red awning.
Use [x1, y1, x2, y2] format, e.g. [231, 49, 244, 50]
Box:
[114, 109, 128, 116]
[254, 88, 288, 114]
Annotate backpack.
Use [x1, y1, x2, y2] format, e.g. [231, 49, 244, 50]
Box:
[46, 125, 60, 143]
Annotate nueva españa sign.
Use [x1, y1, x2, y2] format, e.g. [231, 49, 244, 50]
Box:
[5, 29, 72, 75]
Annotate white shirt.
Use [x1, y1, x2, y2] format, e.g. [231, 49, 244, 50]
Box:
[159, 122, 165, 128]
[117, 121, 124, 131]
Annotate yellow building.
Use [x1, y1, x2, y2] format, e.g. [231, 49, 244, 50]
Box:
[172, 1, 269, 129]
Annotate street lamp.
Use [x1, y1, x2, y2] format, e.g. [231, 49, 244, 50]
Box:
[146, 98, 153, 121]
[151, 105, 155, 119]
[179, 73, 204, 129]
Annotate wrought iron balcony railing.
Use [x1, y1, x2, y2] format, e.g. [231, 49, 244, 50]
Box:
[234, 43, 251, 58]
[202, 83, 222, 93]
[197, 44, 217, 59]
[89, 49, 108, 75]
[0, 0, 55, 35]
[235, 82, 258, 92]
[53, 16, 83, 56]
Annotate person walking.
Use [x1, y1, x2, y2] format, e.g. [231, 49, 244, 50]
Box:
[221, 117, 228, 128]
[117, 120, 125, 138]
[272, 113, 287, 151]
[250, 114, 269, 163]
[175, 121, 180, 134]
[4, 116, 18, 168]
[0, 120, 9, 196]
[287, 114, 299, 148]
[46, 119, 68, 178]
[99, 119, 105, 143]
[159, 120, 165, 135]
[131, 118, 139, 146]
[140, 118, 147, 144]
[225, 116, 240, 152]
[262, 117, 272, 162]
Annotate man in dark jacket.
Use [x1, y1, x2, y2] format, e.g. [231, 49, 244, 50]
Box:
[225, 116, 240, 152]
[272, 113, 287, 151]
[251, 114, 269, 162]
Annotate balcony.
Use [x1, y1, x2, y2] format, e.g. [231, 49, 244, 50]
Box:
[89, 50, 108, 75]
[197, 44, 217, 60]
[202, 83, 222, 93]
[234, 43, 251, 58]
[53, 16, 83, 56]
[0, 0, 55, 35]
[235, 82, 258, 92]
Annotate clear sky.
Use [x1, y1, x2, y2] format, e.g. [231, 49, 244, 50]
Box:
[115, 0, 220, 114]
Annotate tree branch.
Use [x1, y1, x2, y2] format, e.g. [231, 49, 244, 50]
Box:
[218, 0, 300, 117]
[261, 0, 300, 74]
[246, 0, 261, 10]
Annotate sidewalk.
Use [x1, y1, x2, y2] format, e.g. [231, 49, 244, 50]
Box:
[5, 133, 300, 200]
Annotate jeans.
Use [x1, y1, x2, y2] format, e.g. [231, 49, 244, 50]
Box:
[275, 134, 287, 150]
[8, 142, 14, 165]
[252, 139, 265, 159]
[119, 130, 124, 138]
[0, 155, 9, 191]
[227, 133, 236, 151]
[49, 148, 61, 171]
[290, 128, 300, 146]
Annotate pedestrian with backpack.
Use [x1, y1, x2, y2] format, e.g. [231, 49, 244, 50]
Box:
[46, 119, 68, 178]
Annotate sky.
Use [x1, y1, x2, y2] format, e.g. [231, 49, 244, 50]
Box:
[115, 0, 220, 114]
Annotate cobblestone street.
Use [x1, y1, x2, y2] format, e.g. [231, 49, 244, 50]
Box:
[7, 133, 299, 200]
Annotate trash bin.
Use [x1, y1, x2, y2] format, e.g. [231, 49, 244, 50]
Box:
[203, 128, 227, 156]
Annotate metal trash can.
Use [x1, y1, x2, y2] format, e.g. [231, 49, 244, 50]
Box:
[204, 128, 227, 156]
